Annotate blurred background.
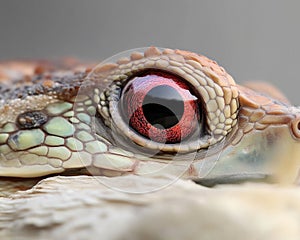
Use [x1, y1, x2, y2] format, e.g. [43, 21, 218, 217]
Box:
[1, 0, 299, 104]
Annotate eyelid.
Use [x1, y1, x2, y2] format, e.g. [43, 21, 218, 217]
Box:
[86, 47, 240, 153]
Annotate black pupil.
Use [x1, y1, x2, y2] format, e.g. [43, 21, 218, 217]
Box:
[142, 85, 184, 129]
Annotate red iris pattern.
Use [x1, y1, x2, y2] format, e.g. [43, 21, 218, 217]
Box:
[121, 71, 200, 143]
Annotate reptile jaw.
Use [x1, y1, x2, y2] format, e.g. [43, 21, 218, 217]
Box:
[191, 91, 300, 184]
[193, 124, 300, 185]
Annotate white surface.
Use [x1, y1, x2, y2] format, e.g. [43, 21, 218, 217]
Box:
[1, 175, 300, 240]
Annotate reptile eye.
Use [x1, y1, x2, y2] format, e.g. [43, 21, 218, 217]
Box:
[120, 71, 201, 143]
[86, 47, 239, 153]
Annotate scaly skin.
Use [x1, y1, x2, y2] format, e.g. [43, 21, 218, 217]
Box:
[0, 47, 300, 186]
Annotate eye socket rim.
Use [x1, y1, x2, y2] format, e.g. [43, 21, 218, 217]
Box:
[106, 69, 211, 153]
[86, 47, 240, 153]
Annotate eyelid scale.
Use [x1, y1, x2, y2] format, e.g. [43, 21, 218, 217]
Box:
[92, 47, 239, 153]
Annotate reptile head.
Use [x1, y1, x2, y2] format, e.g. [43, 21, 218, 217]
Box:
[0, 47, 300, 185]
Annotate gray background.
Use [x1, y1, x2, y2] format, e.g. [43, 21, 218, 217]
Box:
[1, 0, 299, 104]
